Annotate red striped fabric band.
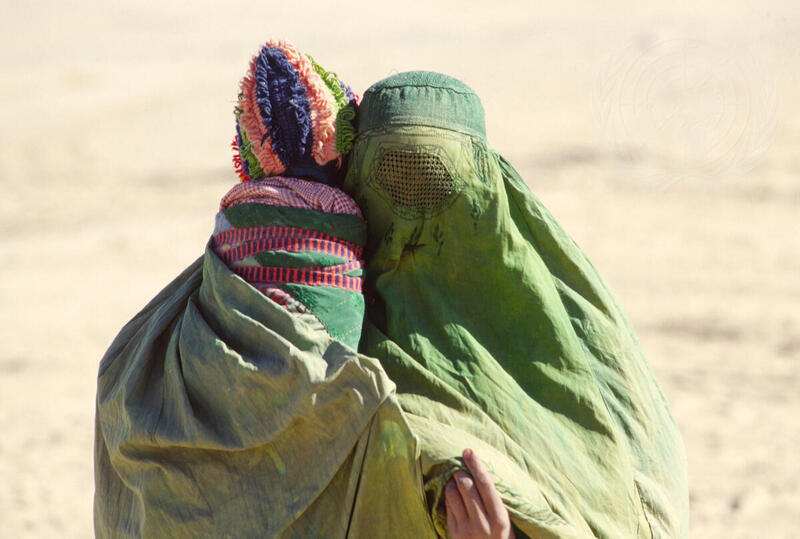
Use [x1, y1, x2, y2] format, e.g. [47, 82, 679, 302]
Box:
[214, 226, 362, 265]
[230, 262, 362, 292]
[214, 225, 363, 292]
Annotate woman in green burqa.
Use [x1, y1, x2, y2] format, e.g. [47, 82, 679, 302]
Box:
[343, 71, 689, 538]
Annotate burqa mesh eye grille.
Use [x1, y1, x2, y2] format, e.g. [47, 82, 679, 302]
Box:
[373, 149, 462, 214]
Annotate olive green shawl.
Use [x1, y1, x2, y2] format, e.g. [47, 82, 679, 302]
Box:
[94, 246, 437, 537]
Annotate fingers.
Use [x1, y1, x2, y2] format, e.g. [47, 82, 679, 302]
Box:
[452, 469, 490, 528]
[462, 448, 507, 527]
[445, 477, 467, 534]
[445, 450, 513, 539]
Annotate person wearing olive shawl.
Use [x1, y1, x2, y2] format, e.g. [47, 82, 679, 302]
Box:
[93, 41, 436, 537]
[343, 72, 690, 538]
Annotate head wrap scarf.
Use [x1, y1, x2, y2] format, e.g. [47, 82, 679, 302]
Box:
[343, 71, 690, 538]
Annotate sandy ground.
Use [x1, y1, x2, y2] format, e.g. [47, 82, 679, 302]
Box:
[1, 0, 798, 537]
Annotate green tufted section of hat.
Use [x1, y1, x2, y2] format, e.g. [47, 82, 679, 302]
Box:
[305, 54, 358, 154]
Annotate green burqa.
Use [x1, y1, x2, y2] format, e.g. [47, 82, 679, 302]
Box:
[343, 71, 689, 538]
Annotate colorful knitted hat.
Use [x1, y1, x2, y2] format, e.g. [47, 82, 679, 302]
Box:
[232, 39, 359, 185]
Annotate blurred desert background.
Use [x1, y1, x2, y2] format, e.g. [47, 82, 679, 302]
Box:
[1, 0, 798, 537]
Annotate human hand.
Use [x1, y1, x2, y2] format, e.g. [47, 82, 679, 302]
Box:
[444, 449, 514, 539]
